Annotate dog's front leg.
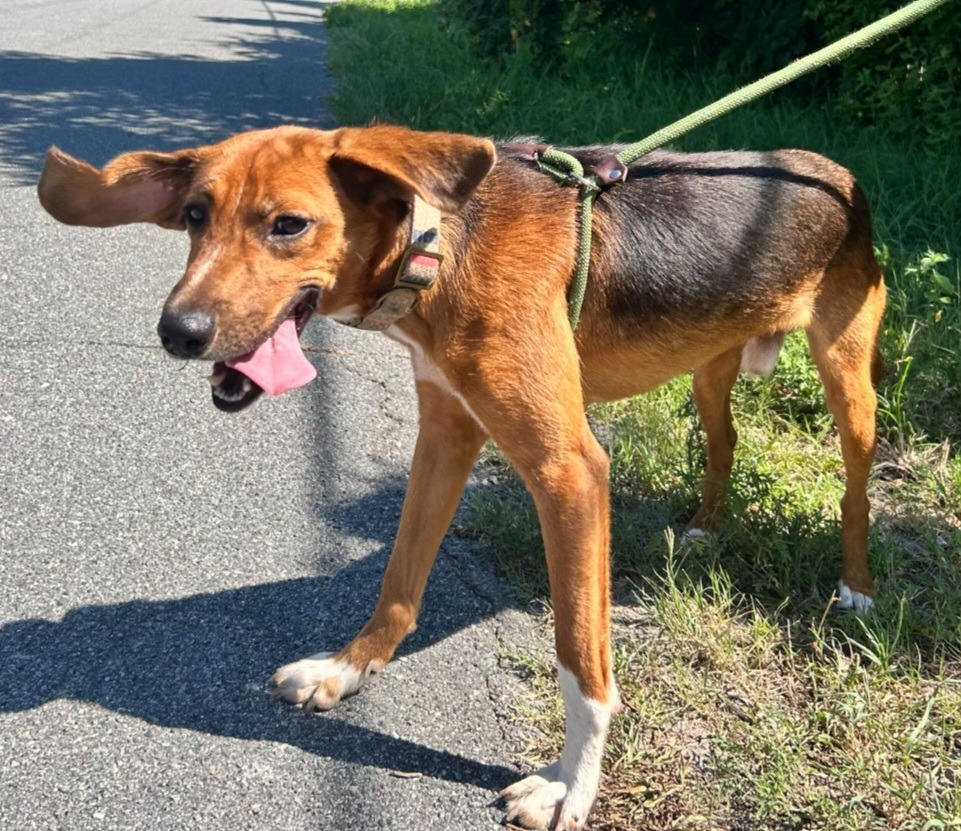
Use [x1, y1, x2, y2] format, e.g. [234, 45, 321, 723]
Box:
[271, 380, 487, 710]
[457, 321, 617, 830]
[498, 421, 617, 830]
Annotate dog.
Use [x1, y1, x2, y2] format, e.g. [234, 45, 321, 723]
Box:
[37, 125, 885, 831]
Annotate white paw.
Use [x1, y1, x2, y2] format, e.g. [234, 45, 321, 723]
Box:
[500, 666, 610, 829]
[270, 652, 375, 712]
[836, 580, 874, 615]
[500, 761, 594, 831]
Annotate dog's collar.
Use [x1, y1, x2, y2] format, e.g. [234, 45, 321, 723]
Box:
[347, 196, 443, 332]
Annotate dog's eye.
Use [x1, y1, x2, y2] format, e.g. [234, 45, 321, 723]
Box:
[271, 215, 310, 237]
[184, 204, 207, 229]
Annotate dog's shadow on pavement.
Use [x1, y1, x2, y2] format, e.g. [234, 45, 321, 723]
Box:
[0, 344, 525, 793]
[0, 483, 520, 791]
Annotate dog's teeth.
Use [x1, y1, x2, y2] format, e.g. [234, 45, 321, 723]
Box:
[242, 378, 252, 392]
[212, 386, 244, 402]
[208, 372, 226, 386]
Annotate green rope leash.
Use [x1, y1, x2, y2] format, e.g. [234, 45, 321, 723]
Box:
[539, 0, 955, 330]
[539, 147, 598, 330]
[532, 146, 609, 327]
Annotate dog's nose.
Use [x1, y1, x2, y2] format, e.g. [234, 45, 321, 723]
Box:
[157, 308, 216, 358]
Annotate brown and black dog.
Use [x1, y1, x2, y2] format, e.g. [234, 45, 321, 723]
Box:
[37, 125, 885, 831]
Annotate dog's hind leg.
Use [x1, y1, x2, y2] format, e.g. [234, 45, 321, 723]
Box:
[806, 256, 886, 615]
[686, 346, 743, 538]
[271, 381, 487, 710]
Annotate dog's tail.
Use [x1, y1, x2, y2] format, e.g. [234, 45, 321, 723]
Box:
[740, 331, 787, 377]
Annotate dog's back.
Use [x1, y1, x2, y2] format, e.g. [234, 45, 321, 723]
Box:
[497, 144, 872, 333]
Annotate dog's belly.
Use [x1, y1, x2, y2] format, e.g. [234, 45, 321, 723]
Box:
[580, 342, 704, 403]
[578, 269, 821, 404]
[578, 318, 791, 404]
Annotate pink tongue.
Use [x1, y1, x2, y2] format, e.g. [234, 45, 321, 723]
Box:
[225, 318, 316, 396]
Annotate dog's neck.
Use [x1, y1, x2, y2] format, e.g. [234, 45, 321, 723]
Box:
[337, 196, 444, 331]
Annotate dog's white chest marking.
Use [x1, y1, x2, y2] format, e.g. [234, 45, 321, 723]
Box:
[386, 325, 486, 430]
[328, 303, 361, 323]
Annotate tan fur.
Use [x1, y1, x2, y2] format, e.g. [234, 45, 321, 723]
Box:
[38, 125, 887, 827]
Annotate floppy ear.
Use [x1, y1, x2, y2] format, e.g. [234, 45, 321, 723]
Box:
[38, 146, 201, 229]
[330, 126, 496, 213]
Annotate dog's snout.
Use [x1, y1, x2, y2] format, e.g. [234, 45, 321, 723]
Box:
[157, 308, 216, 358]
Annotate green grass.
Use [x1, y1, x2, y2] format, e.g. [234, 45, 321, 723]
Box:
[324, 2, 961, 828]
[505, 550, 961, 830]
[326, 0, 961, 443]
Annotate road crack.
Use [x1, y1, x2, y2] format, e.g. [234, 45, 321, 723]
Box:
[2, 337, 161, 351]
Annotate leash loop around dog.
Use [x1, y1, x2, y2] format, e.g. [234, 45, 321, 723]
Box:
[537, 148, 599, 330]
[542, 0, 955, 331]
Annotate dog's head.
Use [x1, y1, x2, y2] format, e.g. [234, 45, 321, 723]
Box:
[38, 126, 496, 411]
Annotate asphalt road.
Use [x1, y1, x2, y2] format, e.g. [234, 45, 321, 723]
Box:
[0, 2, 531, 828]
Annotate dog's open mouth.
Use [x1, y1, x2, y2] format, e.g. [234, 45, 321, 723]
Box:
[209, 288, 319, 413]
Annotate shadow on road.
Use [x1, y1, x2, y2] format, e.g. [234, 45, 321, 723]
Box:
[2, 0, 523, 795]
[0, 0, 336, 183]
[0, 475, 517, 791]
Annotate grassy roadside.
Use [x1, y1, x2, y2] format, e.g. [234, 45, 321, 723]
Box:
[324, 2, 961, 828]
